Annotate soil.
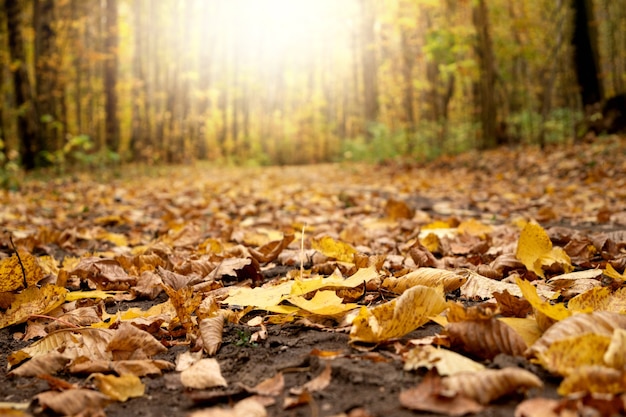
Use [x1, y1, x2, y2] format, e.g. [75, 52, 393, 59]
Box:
[0, 301, 558, 417]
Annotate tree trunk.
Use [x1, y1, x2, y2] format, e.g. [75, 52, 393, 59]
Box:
[104, 0, 120, 151]
[472, 0, 498, 149]
[5, 0, 41, 170]
[571, 0, 603, 107]
[359, 0, 379, 136]
[34, 0, 62, 152]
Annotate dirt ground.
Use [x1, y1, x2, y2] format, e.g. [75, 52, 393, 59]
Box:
[0, 315, 558, 417]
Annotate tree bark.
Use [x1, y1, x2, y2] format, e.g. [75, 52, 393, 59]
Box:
[359, 0, 379, 136]
[5, 0, 41, 170]
[571, 0, 603, 107]
[104, 0, 120, 151]
[472, 0, 498, 149]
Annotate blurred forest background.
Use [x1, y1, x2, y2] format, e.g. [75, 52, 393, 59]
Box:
[0, 0, 624, 174]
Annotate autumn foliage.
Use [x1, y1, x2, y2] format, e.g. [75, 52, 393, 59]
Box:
[1, 139, 626, 416]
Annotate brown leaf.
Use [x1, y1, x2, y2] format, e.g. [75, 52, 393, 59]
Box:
[399, 371, 484, 416]
[106, 322, 167, 360]
[445, 316, 528, 360]
[199, 313, 225, 356]
[442, 368, 542, 405]
[35, 389, 110, 416]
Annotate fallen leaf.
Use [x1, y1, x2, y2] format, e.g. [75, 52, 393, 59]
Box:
[535, 333, 612, 376]
[558, 365, 626, 395]
[35, 389, 110, 415]
[442, 368, 542, 405]
[515, 222, 572, 278]
[399, 371, 484, 416]
[349, 285, 447, 344]
[403, 345, 485, 375]
[199, 313, 225, 356]
[0, 285, 67, 329]
[180, 358, 227, 389]
[382, 268, 467, 294]
[90, 373, 145, 401]
[311, 236, 357, 263]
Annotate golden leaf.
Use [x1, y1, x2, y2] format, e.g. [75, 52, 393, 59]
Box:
[403, 345, 485, 375]
[535, 333, 612, 376]
[558, 365, 626, 395]
[442, 368, 542, 405]
[289, 291, 357, 316]
[91, 373, 145, 402]
[527, 311, 626, 357]
[0, 252, 45, 292]
[604, 328, 626, 369]
[349, 285, 447, 344]
[515, 222, 572, 278]
[311, 236, 356, 263]
[516, 277, 570, 322]
[382, 268, 467, 294]
[568, 286, 626, 313]
[0, 285, 67, 329]
[457, 218, 493, 239]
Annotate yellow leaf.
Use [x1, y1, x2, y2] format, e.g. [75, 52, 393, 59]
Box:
[568, 286, 626, 313]
[527, 311, 626, 357]
[290, 267, 378, 296]
[0, 285, 67, 329]
[382, 268, 467, 294]
[457, 218, 493, 239]
[558, 365, 626, 395]
[403, 345, 485, 375]
[0, 252, 45, 292]
[65, 290, 123, 302]
[604, 263, 626, 283]
[498, 317, 542, 347]
[516, 277, 570, 321]
[224, 281, 293, 309]
[349, 285, 447, 344]
[97, 231, 128, 247]
[91, 373, 145, 402]
[604, 328, 626, 369]
[289, 291, 357, 316]
[515, 222, 572, 278]
[535, 333, 612, 376]
[311, 236, 356, 263]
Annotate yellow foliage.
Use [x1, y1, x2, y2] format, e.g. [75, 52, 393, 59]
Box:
[0, 252, 46, 292]
[536, 333, 612, 376]
[0, 285, 67, 329]
[91, 373, 145, 402]
[568, 286, 626, 313]
[515, 222, 572, 278]
[289, 291, 357, 315]
[516, 277, 571, 321]
[349, 285, 447, 344]
[457, 218, 493, 239]
[311, 236, 357, 263]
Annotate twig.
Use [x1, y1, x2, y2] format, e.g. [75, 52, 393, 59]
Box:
[9, 234, 27, 289]
[300, 224, 306, 279]
[28, 314, 80, 329]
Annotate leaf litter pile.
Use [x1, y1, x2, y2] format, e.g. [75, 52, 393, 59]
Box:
[2, 139, 626, 417]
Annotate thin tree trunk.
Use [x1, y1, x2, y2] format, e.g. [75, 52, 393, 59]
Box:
[472, 0, 498, 149]
[5, 0, 41, 170]
[104, 0, 120, 151]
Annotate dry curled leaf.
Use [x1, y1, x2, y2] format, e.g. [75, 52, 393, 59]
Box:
[558, 365, 626, 396]
[35, 389, 110, 416]
[350, 285, 447, 344]
[199, 313, 225, 356]
[382, 268, 466, 294]
[180, 358, 227, 389]
[527, 311, 626, 357]
[445, 316, 528, 360]
[442, 368, 543, 405]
